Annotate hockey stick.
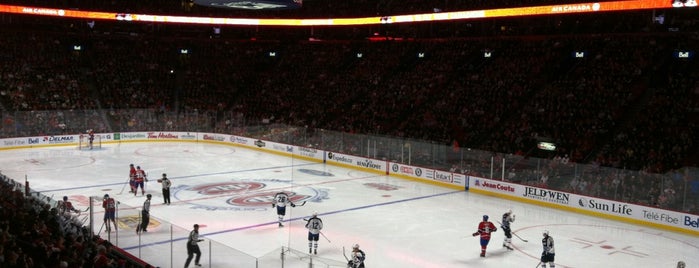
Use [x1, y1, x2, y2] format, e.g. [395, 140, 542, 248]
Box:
[497, 220, 528, 242]
[342, 246, 350, 262]
[292, 201, 306, 207]
[118, 177, 130, 194]
[320, 231, 331, 243]
[97, 221, 105, 236]
[535, 261, 542, 268]
[513, 231, 529, 243]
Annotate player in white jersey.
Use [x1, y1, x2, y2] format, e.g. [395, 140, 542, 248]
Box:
[272, 192, 295, 227]
[348, 244, 366, 268]
[501, 209, 515, 250]
[541, 230, 555, 268]
[305, 212, 323, 254]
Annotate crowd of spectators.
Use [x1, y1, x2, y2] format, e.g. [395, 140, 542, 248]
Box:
[0, 174, 146, 267]
[0, 6, 697, 267]
[0, 13, 696, 172]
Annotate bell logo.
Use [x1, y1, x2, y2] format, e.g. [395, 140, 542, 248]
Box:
[685, 216, 699, 228]
[678, 51, 689, 58]
[575, 51, 585, 58]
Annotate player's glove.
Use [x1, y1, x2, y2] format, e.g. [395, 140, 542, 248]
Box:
[291, 203, 296, 207]
[472, 232, 478, 236]
[272, 204, 276, 208]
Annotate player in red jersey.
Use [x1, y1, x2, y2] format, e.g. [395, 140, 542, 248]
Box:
[59, 196, 79, 215]
[102, 194, 117, 232]
[134, 166, 148, 196]
[472, 215, 497, 257]
[129, 164, 137, 194]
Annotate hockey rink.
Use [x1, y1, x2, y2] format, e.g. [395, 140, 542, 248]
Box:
[0, 141, 697, 268]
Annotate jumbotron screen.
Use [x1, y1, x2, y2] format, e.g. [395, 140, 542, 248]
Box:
[193, 0, 302, 10]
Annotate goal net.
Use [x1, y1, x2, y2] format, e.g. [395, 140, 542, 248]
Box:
[78, 134, 101, 150]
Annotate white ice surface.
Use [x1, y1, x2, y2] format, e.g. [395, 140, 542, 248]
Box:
[1, 142, 697, 268]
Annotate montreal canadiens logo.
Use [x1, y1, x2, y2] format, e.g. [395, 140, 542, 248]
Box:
[175, 180, 324, 211]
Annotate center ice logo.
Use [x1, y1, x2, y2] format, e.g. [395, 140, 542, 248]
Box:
[175, 180, 325, 211]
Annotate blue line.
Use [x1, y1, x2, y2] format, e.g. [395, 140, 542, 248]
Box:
[41, 162, 318, 193]
[121, 189, 463, 250]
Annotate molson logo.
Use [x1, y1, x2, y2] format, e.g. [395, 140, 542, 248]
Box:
[181, 133, 196, 140]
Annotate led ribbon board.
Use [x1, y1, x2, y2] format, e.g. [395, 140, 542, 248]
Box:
[0, 0, 685, 26]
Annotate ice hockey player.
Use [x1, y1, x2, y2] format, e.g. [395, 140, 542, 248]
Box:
[541, 230, 555, 268]
[128, 164, 137, 193]
[472, 215, 497, 257]
[59, 196, 79, 215]
[272, 191, 295, 227]
[347, 244, 365, 268]
[102, 194, 117, 232]
[87, 129, 95, 149]
[305, 211, 323, 254]
[501, 209, 515, 250]
[134, 166, 148, 196]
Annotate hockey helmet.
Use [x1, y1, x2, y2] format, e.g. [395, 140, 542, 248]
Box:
[543, 230, 549, 237]
[146, 194, 152, 198]
[352, 244, 360, 249]
[130, 164, 134, 166]
[483, 215, 489, 221]
[194, 224, 199, 228]
[63, 196, 68, 201]
[677, 261, 685, 268]
[313, 211, 318, 217]
[104, 194, 109, 198]
[137, 166, 141, 169]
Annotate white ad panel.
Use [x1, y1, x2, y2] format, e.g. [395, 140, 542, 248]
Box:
[229, 135, 252, 146]
[199, 133, 228, 142]
[1, 137, 29, 147]
[327, 152, 386, 173]
[469, 176, 699, 233]
[115, 132, 148, 141]
[295, 146, 324, 160]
